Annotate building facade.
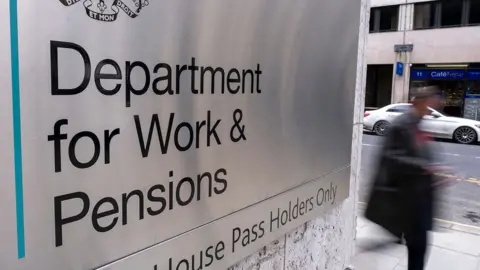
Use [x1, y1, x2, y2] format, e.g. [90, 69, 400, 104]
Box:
[366, 0, 480, 119]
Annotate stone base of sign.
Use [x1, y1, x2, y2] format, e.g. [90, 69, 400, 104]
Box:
[228, 0, 368, 268]
[228, 205, 352, 270]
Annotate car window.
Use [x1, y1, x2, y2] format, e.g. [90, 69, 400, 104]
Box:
[386, 105, 411, 113]
[428, 109, 445, 117]
[436, 110, 448, 116]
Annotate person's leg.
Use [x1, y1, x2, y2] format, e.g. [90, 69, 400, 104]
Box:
[405, 228, 428, 270]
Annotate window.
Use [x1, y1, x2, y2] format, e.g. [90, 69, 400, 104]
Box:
[469, 0, 480, 25]
[379, 6, 399, 31]
[369, 9, 376, 32]
[414, 2, 437, 29]
[413, 0, 480, 29]
[365, 65, 393, 108]
[467, 80, 480, 95]
[369, 5, 399, 33]
[440, 0, 463, 27]
[387, 105, 411, 113]
[429, 109, 443, 117]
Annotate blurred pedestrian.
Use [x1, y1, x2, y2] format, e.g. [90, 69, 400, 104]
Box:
[364, 85, 447, 270]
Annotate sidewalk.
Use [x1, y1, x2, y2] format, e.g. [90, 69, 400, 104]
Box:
[351, 215, 480, 270]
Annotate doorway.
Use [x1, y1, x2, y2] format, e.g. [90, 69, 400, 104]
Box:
[365, 65, 393, 110]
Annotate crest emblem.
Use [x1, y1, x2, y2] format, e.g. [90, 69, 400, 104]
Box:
[58, 0, 149, 22]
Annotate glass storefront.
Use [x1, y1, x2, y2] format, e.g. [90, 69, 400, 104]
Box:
[410, 67, 480, 120]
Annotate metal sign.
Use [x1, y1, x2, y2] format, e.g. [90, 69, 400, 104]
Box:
[0, 0, 360, 269]
[396, 62, 404, 76]
[394, 44, 414, 53]
[411, 69, 466, 80]
[464, 97, 480, 120]
[467, 70, 480, 80]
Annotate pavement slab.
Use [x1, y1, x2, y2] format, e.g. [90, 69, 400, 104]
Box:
[431, 231, 480, 257]
[352, 251, 401, 270]
[398, 246, 479, 270]
[353, 217, 480, 270]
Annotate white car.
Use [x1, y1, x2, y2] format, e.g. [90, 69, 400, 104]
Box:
[363, 103, 480, 144]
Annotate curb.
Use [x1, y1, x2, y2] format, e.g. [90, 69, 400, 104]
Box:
[434, 219, 480, 236]
[356, 202, 480, 236]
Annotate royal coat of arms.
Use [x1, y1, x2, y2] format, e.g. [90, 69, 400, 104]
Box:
[58, 0, 149, 22]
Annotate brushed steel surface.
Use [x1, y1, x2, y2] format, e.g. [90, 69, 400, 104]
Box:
[0, 0, 361, 269]
[99, 168, 351, 270]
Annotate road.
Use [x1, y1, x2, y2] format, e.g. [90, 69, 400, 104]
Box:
[360, 134, 480, 227]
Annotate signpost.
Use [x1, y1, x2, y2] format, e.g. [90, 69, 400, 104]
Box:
[0, 0, 360, 269]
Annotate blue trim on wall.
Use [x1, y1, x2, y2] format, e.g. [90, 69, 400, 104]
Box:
[9, 0, 25, 259]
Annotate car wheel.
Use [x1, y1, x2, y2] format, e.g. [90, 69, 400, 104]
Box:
[373, 120, 390, 136]
[453, 126, 477, 144]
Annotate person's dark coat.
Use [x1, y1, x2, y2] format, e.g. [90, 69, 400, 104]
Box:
[365, 110, 436, 237]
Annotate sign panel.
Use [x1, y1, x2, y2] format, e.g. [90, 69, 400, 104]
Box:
[467, 70, 480, 80]
[101, 169, 350, 270]
[464, 96, 480, 120]
[394, 44, 414, 53]
[0, 0, 18, 265]
[2, 0, 360, 269]
[396, 62, 404, 76]
[410, 70, 428, 80]
[411, 69, 465, 80]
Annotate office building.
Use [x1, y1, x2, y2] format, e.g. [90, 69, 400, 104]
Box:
[366, 0, 480, 119]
